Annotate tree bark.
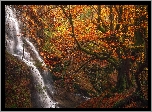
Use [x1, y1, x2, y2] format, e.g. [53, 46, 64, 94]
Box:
[116, 60, 125, 91]
[116, 59, 132, 91]
[109, 5, 114, 32]
[114, 5, 123, 31]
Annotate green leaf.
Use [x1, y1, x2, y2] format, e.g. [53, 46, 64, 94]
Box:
[86, 9, 92, 18]
[97, 25, 106, 33]
[44, 28, 52, 38]
[80, 14, 85, 20]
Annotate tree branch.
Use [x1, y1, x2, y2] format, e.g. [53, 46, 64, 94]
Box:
[90, 5, 98, 13]
[107, 57, 119, 70]
[60, 5, 118, 69]
[39, 5, 58, 17]
[109, 5, 114, 32]
[134, 62, 147, 92]
[97, 5, 101, 25]
[60, 5, 81, 49]
[73, 57, 95, 74]
[114, 5, 119, 16]
[114, 5, 123, 31]
[60, 5, 70, 20]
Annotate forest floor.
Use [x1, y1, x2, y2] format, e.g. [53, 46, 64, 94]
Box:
[77, 86, 148, 108]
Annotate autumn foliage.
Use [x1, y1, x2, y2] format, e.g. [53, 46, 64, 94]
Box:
[8, 5, 149, 108]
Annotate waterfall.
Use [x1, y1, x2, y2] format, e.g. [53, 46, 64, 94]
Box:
[5, 5, 58, 108]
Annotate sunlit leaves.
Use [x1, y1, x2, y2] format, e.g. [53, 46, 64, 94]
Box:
[13, 5, 148, 108]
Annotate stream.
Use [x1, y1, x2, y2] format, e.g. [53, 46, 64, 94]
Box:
[5, 5, 90, 108]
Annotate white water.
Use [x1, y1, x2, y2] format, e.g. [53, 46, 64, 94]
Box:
[5, 5, 57, 108]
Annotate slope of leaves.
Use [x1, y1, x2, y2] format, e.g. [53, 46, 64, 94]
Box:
[77, 87, 148, 108]
[5, 50, 32, 108]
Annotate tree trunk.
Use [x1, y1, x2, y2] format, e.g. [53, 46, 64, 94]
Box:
[116, 59, 132, 92]
[125, 58, 133, 88]
[116, 60, 125, 91]
[109, 5, 114, 32]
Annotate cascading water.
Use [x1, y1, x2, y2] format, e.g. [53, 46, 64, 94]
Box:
[5, 5, 91, 108]
[5, 5, 58, 108]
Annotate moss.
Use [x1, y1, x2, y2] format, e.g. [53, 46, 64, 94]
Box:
[5, 50, 33, 108]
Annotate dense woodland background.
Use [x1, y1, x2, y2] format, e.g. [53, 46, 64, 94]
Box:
[5, 5, 149, 108]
